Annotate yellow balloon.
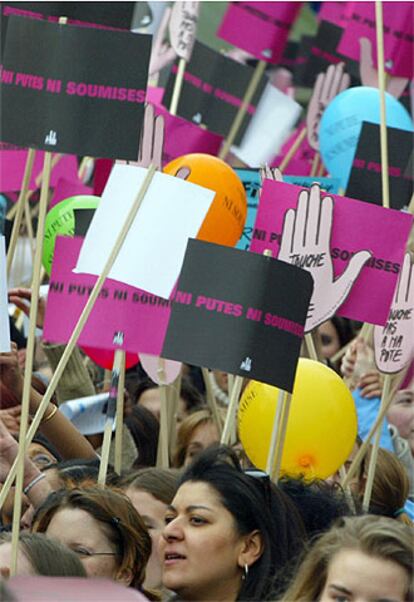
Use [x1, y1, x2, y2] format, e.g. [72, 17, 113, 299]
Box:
[238, 359, 357, 480]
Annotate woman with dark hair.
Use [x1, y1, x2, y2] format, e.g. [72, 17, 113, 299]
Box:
[135, 377, 204, 423]
[31, 486, 154, 597]
[159, 446, 305, 601]
[125, 405, 160, 468]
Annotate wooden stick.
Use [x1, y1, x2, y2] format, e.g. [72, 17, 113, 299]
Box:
[6, 149, 36, 276]
[227, 374, 235, 398]
[169, 57, 186, 117]
[341, 367, 406, 489]
[156, 359, 170, 468]
[219, 60, 267, 160]
[375, 0, 390, 210]
[114, 350, 126, 475]
[24, 200, 35, 263]
[362, 373, 391, 510]
[272, 392, 292, 483]
[310, 152, 320, 178]
[0, 165, 157, 511]
[265, 388, 285, 475]
[167, 373, 181, 456]
[78, 156, 93, 181]
[305, 332, 319, 361]
[220, 376, 243, 445]
[330, 323, 373, 364]
[201, 368, 223, 436]
[278, 127, 307, 173]
[10, 151, 52, 576]
[98, 349, 124, 485]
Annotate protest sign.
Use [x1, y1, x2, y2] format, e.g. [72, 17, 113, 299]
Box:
[0, 235, 11, 351]
[49, 177, 93, 209]
[346, 122, 414, 211]
[140, 353, 182, 385]
[251, 180, 413, 326]
[231, 83, 302, 166]
[43, 236, 171, 355]
[162, 239, 313, 392]
[73, 208, 95, 236]
[2, 2, 135, 29]
[75, 164, 215, 299]
[162, 41, 267, 142]
[374, 254, 414, 374]
[1, 16, 151, 160]
[235, 168, 340, 251]
[338, 2, 414, 79]
[0, 149, 78, 194]
[168, 1, 199, 62]
[59, 392, 112, 435]
[217, 2, 301, 64]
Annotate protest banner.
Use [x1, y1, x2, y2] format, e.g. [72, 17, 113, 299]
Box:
[373, 254, 414, 375]
[346, 122, 413, 211]
[0, 236, 11, 351]
[217, 2, 302, 64]
[162, 238, 313, 393]
[75, 164, 215, 299]
[338, 2, 414, 79]
[1, 15, 151, 160]
[162, 41, 266, 143]
[235, 168, 340, 251]
[59, 392, 112, 435]
[251, 179, 413, 327]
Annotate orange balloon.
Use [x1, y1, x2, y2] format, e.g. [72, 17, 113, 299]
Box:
[163, 153, 247, 247]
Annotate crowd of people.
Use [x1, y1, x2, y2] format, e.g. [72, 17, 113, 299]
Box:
[0, 302, 413, 600]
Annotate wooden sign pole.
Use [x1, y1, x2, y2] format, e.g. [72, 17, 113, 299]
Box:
[201, 367, 223, 436]
[169, 58, 187, 116]
[265, 388, 285, 475]
[272, 391, 292, 483]
[220, 376, 243, 445]
[219, 60, 267, 160]
[0, 165, 157, 511]
[156, 359, 170, 468]
[113, 350, 126, 475]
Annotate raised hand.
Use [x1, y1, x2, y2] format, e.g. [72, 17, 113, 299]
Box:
[148, 7, 177, 77]
[8, 287, 46, 329]
[168, 1, 199, 62]
[259, 165, 283, 185]
[360, 38, 408, 99]
[374, 253, 414, 373]
[0, 342, 23, 402]
[306, 63, 350, 151]
[278, 184, 371, 332]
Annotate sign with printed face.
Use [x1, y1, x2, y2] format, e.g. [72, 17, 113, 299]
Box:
[1, 16, 151, 160]
[251, 179, 413, 327]
[162, 41, 267, 143]
[162, 239, 313, 392]
[217, 2, 302, 64]
[346, 122, 414, 211]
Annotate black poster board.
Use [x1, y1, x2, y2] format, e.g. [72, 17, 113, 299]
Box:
[162, 239, 313, 392]
[3, 3, 134, 28]
[1, 16, 151, 160]
[346, 122, 414, 211]
[162, 41, 267, 143]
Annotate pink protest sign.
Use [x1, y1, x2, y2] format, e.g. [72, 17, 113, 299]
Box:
[0, 149, 78, 194]
[140, 353, 182, 385]
[250, 180, 413, 326]
[318, 2, 349, 27]
[43, 236, 171, 355]
[49, 177, 93, 209]
[338, 2, 414, 78]
[217, 2, 302, 64]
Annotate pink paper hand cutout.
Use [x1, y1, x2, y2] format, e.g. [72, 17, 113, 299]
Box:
[118, 104, 165, 170]
[148, 7, 177, 77]
[360, 38, 409, 99]
[168, 1, 199, 62]
[306, 63, 350, 151]
[374, 253, 414, 373]
[278, 184, 371, 332]
[259, 165, 283, 184]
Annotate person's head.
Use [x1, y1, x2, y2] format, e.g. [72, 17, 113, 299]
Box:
[387, 387, 414, 455]
[120, 467, 179, 590]
[160, 446, 305, 601]
[318, 317, 354, 363]
[279, 477, 351, 541]
[31, 485, 151, 591]
[41, 457, 101, 490]
[363, 447, 412, 525]
[280, 515, 413, 602]
[28, 433, 61, 469]
[173, 409, 222, 468]
[0, 532, 86, 579]
[135, 377, 204, 423]
[125, 405, 160, 468]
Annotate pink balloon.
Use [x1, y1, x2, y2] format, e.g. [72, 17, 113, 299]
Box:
[140, 354, 182, 384]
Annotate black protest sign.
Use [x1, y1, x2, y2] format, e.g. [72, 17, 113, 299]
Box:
[162, 239, 313, 392]
[3, 3, 135, 29]
[162, 41, 267, 143]
[346, 122, 414, 211]
[1, 16, 151, 160]
[73, 209, 96, 237]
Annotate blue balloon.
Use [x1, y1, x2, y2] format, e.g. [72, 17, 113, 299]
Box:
[319, 87, 413, 189]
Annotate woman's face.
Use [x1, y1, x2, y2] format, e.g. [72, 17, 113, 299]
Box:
[159, 481, 247, 602]
[44, 507, 123, 582]
[387, 388, 414, 454]
[183, 421, 219, 467]
[319, 549, 408, 602]
[27, 442, 56, 469]
[318, 321, 341, 359]
[139, 388, 186, 422]
[126, 487, 167, 590]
